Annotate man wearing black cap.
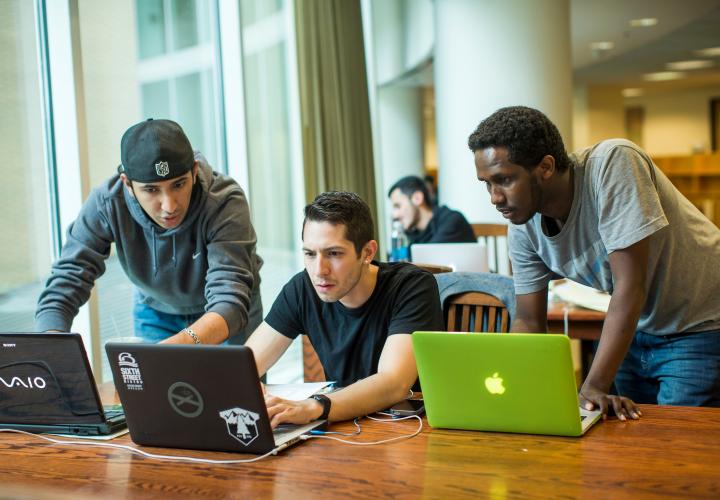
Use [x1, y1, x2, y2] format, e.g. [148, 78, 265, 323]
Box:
[35, 119, 263, 345]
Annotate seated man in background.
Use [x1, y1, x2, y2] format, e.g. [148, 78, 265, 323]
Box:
[388, 175, 476, 244]
[246, 191, 444, 427]
[468, 105, 720, 417]
[35, 118, 263, 345]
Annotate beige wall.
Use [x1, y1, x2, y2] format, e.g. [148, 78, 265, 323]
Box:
[574, 83, 720, 157]
[0, 0, 51, 291]
[78, 0, 140, 188]
[585, 85, 626, 148]
[571, 85, 588, 150]
[626, 85, 720, 156]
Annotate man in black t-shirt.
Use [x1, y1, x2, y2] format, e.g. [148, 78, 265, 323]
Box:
[246, 192, 443, 427]
[388, 175, 476, 245]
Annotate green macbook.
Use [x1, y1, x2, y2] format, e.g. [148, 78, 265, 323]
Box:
[412, 332, 602, 437]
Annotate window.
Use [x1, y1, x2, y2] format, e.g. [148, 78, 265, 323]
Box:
[0, 1, 52, 332]
[75, 0, 226, 381]
[240, 0, 304, 382]
[8, 0, 304, 385]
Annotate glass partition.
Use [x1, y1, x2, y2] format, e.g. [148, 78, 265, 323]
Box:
[0, 1, 52, 333]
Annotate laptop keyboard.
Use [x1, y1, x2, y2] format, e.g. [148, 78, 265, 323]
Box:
[273, 424, 301, 442]
[103, 405, 126, 422]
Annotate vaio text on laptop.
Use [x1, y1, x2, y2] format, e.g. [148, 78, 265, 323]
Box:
[412, 332, 601, 437]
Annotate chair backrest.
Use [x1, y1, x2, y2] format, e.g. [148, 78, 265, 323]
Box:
[412, 262, 453, 274]
[471, 223, 511, 275]
[302, 335, 326, 382]
[444, 291, 510, 333]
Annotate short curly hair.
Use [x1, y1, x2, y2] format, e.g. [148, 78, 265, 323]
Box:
[303, 191, 374, 256]
[467, 106, 570, 173]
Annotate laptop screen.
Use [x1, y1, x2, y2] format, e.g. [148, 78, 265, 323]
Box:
[410, 243, 489, 273]
[0, 333, 104, 425]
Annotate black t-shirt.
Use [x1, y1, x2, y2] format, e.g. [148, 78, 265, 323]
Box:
[407, 205, 476, 245]
[265, 261, 444, 387]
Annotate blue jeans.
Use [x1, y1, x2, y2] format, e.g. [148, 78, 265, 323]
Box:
[614, 330, 720, 407]
[133, 288, 263, 345]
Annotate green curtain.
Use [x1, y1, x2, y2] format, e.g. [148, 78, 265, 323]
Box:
[294, 0, 378, 229]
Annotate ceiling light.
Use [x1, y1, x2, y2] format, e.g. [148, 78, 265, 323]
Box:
[643, 71, 686, 82]
[622, 88, 644, 98]
[666, 60, 714, 71]
[590, 41, 614, 51]
[695, 47, 720, 57]
[629, 18, 658, 28]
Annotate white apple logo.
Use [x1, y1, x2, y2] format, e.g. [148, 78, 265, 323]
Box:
[485, 372, 506, 395]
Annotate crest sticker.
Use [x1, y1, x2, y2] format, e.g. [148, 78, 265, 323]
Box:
[155, 160, 170, 177]
[219, 407, 261, 446]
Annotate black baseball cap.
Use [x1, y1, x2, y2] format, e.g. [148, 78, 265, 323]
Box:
[119, 118, 194, 183]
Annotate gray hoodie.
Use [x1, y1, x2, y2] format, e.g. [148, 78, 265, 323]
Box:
[34, 153, 262, 337]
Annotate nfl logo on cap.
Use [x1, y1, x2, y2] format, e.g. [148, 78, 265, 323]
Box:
[155, 161, 170, 177]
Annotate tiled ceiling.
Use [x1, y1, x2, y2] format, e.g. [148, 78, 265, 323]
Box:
[572, 0, 720, 90]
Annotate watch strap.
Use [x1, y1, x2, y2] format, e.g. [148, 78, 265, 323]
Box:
[309, 393, 331, 420]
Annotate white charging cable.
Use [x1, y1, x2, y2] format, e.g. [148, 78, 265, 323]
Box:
[301, 414, 423, 446]
[1, 414, 423, 461]
[0, 428, 278, 464]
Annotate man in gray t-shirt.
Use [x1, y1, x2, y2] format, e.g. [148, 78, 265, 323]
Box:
[468, 106, 720, 417]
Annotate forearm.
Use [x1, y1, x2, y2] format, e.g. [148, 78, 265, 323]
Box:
[35, 247, 109, 331]
[510, 317, 547, 333]
[324, 371, 412, 422]
[511, 289, 549, 334]
[583, 286, 645, 392]
[244, 323, 292, 375]
[162, 311, 229, 344]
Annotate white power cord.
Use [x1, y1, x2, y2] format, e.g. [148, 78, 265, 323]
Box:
[301, 414, 423, 446]
[0, 428, 278, 464]
[0, 414, 424, 462]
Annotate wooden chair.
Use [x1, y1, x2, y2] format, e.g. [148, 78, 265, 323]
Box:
[471, 223, 511, 275]
[411, 262, 453, 274]
[444, 291, 510, 333]
[302, 335, 326, 382]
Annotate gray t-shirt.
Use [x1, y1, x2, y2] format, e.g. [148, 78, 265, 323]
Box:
[509, 139, 720, 335]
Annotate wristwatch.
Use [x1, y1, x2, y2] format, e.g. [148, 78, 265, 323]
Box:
[309, 394, 332, 420]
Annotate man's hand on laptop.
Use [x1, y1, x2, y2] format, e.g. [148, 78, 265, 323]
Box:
[579, 383, 641, 421]
[264, 394, 323, 429]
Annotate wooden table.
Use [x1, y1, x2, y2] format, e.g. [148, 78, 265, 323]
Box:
[1, 404, 719, 498]
[547, 300, 605, 341]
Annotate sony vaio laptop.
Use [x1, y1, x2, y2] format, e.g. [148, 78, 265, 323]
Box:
[410, 242, 489, 273]
[105, 343, 325, 454]
[412, 332, 602, 437]
[0, 332, 126, 436]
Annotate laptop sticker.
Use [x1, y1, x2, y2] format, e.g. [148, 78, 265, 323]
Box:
[219, 407, 261, 446]
[118, 352, 144, 391]
[167, 382, 204, 418]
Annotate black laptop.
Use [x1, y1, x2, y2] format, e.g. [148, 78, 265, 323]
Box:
[105, 343, 325, 454]
[0, 332, 127, 436]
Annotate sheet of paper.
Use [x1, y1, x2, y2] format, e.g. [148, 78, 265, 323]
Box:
[49, 427, 129, 440]
[552, 280, 610, 312]
[266, 382, 334, 401]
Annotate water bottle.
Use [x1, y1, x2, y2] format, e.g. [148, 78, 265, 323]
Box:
[390, 220, 409, 262]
